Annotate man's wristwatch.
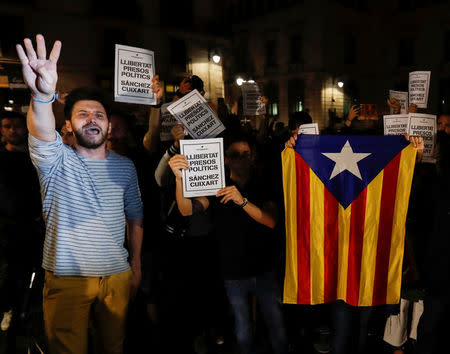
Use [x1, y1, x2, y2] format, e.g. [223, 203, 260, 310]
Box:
[151, 102, 163, 108]
[238, 198, 248, 208]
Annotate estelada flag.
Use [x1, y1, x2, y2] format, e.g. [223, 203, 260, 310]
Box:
[282, 135, 416, 306]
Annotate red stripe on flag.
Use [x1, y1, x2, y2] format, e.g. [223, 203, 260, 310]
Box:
[295, 153, 311, 304]
[324, 188, 339, 303]
[372, 153, 401, 305]
[346, 188, 367, 306]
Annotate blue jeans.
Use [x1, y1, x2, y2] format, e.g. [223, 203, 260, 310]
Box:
[224, 271, 287, 354]
[331, 301, 372, 354]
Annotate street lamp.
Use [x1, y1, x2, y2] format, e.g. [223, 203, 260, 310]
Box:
[236, 77, 244, 86]
[337, 81, 344, 88]
[212, 54, 221, 63]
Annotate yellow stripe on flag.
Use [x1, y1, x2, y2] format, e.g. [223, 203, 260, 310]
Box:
[358, 171, 384, 306]
[337, 203, 351, 301]
[386, 145, 416, 303]
[310, 171, 324, 304]
[282, 148, 298, 304]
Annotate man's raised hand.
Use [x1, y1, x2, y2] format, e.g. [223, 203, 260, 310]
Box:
[16, 34, 61, 101]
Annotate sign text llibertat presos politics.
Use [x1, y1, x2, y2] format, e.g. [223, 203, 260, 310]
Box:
[180, 138, 226, 198]
[167, 90, 225, 139]
[114, 44, 156, 105]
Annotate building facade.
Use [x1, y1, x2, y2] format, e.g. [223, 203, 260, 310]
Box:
[2, 0, 450, 130]
[0, 0, 230, 126]
[222, 0, 450, 128]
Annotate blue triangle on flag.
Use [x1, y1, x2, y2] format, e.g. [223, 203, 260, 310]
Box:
[294, 135, 410, 208]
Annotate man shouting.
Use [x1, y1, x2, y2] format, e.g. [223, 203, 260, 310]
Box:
[16, 34, 143, 354]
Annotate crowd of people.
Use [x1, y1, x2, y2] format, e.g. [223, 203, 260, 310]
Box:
[0, 34, 449, 354]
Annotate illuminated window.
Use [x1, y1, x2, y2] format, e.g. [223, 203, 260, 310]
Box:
[268, 103, 278, 116]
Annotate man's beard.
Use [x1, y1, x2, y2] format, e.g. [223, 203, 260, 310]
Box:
[73, 123, 107, 149]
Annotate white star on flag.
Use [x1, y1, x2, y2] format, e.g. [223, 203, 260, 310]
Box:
[322, 140, 371, 180]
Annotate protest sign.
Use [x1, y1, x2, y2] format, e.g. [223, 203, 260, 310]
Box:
[409, 71, 431, 109]
[383, 115, 409, 135]
[241, 82, 266, 116]
[167, 90, 225, 139]
[407, 113, 436, 163]
[114, 44, 156, 105]
[180, 138, 226, 198]
[357, 104, 378, 120]
[160, 103, 179, 141]
[298, 123, 319, 135]
[389, 90, 408, 114]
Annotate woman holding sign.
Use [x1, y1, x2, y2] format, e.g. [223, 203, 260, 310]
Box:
[169, 135, 287, 354]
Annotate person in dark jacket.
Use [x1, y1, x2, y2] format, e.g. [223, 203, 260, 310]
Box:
[415, 130, 450, 354]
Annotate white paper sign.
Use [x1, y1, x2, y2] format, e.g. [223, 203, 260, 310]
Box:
[160, 103, 179, 141]
[389, 90, 408, 114]
[298, 123, 319, 135]
[241, 82, 266, 116]
[409, 71, 431, 109]
[180, 138, 226, 198]
[114, 44, 156, 105]
[167, 90, 225, 139]
[383, 115, 409, 135]
[407, 113, 436, 163]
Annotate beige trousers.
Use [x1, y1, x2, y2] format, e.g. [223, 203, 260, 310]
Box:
[43, 270, 131, 354]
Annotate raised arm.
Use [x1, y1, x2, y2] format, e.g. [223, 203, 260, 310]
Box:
[344, 104, 360, 128]
[143, 75, 164, 153]
[154, 124, 185, 187]
[405, 133, 424, 162]
[216, 186, 277, 229]
[387, 98, 401, 114]
[16, 34, 61, 142]
[168, 154, 209, 216]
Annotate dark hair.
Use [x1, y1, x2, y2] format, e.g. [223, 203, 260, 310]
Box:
[275, 122, 285, 130]
[64, 87, 111, 120]
[224, 133, 255, 153]
[288, 111, 312, 130]
[0, 110, 26, 124]
[189, 75, 204, 92]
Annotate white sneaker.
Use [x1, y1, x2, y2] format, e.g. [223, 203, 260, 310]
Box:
[1, 310, 12, 331]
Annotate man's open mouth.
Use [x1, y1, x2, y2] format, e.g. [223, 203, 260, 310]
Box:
[85, 127, 101, 136]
